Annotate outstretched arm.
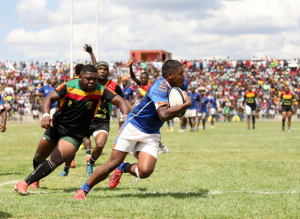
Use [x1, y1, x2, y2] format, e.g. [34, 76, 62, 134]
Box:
[127, 57, 139, 84]
[84, 44, 97, 66]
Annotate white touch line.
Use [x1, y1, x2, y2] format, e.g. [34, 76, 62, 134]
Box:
[0, 180, 19, 187]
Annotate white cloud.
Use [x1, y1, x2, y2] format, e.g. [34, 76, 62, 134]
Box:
[3, 0, 300, 61]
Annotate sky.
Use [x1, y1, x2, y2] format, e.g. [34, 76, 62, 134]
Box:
[1, 0, 300, 62]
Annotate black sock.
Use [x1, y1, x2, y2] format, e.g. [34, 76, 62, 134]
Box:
[33, 158, 44, 169]
[86, 149, 91, 156]
[252, 116, 255, 127]
[64, 165, 70, 173]
[25, 160, 55, 185]
[88, 157, 96, 166]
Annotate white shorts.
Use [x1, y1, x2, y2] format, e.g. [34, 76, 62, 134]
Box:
[113, 123, 160, 159]
[198, 112, 206, 118]
[246, 105, 255, 116]
[117, 108, 123, 121]
[184, 109, 197, 118]
[50, 108, 56, 118]
[210, 108, 216, 115]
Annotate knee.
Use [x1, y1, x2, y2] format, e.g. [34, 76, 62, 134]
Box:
[95, 141, 105, 149]
[138, 166, 154, 179]
[34, 152, 45, 161]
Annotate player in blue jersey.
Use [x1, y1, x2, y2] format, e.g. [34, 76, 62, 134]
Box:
[197, 89, 209, 130]
[37, 76, 58, 118]
[73, 60, 192, 200]
[209, 95, 218, 128]
[0, 94, 7, 132]
[185, 86, 200, 132]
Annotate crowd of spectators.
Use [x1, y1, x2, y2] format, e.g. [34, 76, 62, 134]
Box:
[1, 56, 300, 121]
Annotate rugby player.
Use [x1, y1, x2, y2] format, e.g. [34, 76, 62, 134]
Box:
[197, 89, 208, 130]
[185, 86, 200, 132]
[279, 86, 295, 131]
[73, 60, 192, 200]
[0, 93, 7, 132]
[59, 63, 84, 171]
[242, 85, 259, 130]
[14, 65, 130, 196]
[37, 75, 58, 118]
[209, 94, 218, 128]
[60, 45, 131, 177]
[128, 57, 173, 154]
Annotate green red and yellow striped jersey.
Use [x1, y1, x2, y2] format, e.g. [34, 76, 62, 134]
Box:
[53, 79, 116, 139]
[281, 91, 293, 106]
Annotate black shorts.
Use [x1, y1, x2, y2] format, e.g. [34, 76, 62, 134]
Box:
[282, 106, 292, 112]
[43, 122, 83, 150]
[85, 122, 110, 138]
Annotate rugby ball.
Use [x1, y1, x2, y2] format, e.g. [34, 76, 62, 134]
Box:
[168, 87, 185, 117]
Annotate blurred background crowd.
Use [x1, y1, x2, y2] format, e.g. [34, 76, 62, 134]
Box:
[1, 57, 300, 121]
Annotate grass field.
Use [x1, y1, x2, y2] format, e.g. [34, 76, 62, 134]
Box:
[0, 121, 300, 218]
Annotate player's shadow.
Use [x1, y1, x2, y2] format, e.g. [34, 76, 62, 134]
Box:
[106, 189, 209, 199]
[0, 211, 13, 218]
[62, 187, 147, 193]
[0, 172, 21, 176]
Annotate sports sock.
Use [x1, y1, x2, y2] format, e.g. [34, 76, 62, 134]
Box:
[167, 121, 170, 128]
[33, 158, 43, 169]
[86, 149, 91, 156]
[80, 181, 92, 194]
[88, 156, 96, 166]
[171, 121, 174, 128]
[25, 160, 55, 185]
[252, 116, 255, 127]
[64, 165, 70, 173]
[160, 144, 165, 149]
[117, 162, 129, 173]
[288, 126, 290, 130]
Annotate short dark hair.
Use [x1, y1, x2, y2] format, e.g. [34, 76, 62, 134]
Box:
[75, 64, 84, 76]
[141, 72, 149, 77]
[162, 60, 182, 77]
[81, 64, 97, 74]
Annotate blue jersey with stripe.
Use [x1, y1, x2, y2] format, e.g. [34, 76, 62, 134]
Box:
[126, 77, 171, 134]
[0, 95, 5, 110]
[122, 87, 133, 101]
[210, 98, 217, 109]
[181, 73, 189, 91]
[201, 96, 209, 113]
[38, 85, 57, 109]
[188, 92, 200, 110]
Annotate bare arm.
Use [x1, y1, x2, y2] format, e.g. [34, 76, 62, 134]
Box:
[36, 92, 44, 97]
[41, 90, 61, 129]
[0, 109, 7, 132]
[110, 95, 131, 122]
[128, 57, 138, 83]
[157, 92, 192, 121]
[84, 44, 97, 66]
[125, 98, 133, 111]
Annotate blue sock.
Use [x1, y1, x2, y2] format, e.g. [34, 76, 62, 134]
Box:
[117, 162, 129, 173]
[171, 121, 174, 128]
[80, 181, 92, 194]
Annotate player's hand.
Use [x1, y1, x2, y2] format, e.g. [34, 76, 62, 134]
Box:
[84, 44, 93, 54]
[120, 115, 127, 123]
[41, 116, 53, 129]
[127, 57, 135, 66]
[0, 123, 6, 132]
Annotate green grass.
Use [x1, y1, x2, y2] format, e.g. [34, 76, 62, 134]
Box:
[1, 121, 300, 218]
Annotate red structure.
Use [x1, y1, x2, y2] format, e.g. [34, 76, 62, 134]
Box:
[130, 50, 172, 62]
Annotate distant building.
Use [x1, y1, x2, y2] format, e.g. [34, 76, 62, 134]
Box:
[130, 50, 172, 62]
